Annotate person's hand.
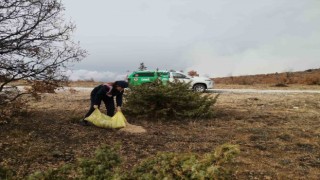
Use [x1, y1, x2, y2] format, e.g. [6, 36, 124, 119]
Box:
[93, 105, 98, 109]
[117, 106, 121, 112]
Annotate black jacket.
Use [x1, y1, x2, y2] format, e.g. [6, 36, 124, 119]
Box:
[91, 84, 123, 106]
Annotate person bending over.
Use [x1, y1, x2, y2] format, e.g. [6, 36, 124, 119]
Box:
[81, 80, 128, 126]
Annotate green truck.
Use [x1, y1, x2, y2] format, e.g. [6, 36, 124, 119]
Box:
[127, 70, 170, 86]
[127, 70, 214, 92]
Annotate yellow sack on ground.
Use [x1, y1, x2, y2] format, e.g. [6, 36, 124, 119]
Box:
[110, 111, 127, 128]
[84, 109, 126, 129]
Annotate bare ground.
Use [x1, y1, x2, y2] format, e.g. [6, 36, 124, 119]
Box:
[0, 91, 319, 179]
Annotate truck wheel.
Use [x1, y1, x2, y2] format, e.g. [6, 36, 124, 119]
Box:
[193, 84, 206, 93]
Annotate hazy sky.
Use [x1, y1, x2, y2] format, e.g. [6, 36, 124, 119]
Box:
[63, 0, 320, 81]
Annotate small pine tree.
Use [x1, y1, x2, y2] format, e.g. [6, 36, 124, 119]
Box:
[124, 80, 219, 120]
[26, 144, 239, 179]
[130, 144, 240, 179]
[138, 62, 147, 71]
[28, 145, 122, 180]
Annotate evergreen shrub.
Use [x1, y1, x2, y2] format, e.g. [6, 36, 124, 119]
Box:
[124, 80, 219, 120]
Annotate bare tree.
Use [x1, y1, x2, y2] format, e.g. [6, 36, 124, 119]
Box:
[0, 0, 87, 105]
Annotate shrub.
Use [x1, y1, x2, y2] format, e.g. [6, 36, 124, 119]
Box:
[305, 76, 320, 85]
[76, 144, 122, 179]
[27, 165, 72, 180]
[26, 144, 239, 180]
[238, 77, 254, 85]
[129, 144, 240, 180]
[124, 80, 219, 120]
[29, 81, 60, 93]
[0, 166, 15, 180]
[0, 95, 29, 124]
[28, 144, 122, 180]
[273, 83, 288, 87]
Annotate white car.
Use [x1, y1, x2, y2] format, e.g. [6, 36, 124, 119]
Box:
[168, 71, 214, 92]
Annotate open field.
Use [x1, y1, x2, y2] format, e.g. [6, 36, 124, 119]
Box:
[0, 91, 320, 179]
[215, 84, 320, 90]
[213, 68, 320, 86]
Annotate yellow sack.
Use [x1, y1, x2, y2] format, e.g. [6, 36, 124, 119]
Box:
[111, 111, 127, 128]
[84, 109, 126, 129]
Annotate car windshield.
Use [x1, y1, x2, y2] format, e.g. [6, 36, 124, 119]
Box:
[172, 72, 190, 79]
[157, 72, 169, 76]
[136, 72, 155, 77]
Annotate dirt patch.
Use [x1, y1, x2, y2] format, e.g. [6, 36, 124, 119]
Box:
[120, 123, 147, 134]
[0, 91, 320, 179]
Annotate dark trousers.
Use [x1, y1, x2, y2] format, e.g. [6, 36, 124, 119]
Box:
[85, 95, 115, 118]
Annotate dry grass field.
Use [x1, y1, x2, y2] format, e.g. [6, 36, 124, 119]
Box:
[0, 90, 319, 179]
[214, 84, 320, 90]
[213, 68, 320, 86]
